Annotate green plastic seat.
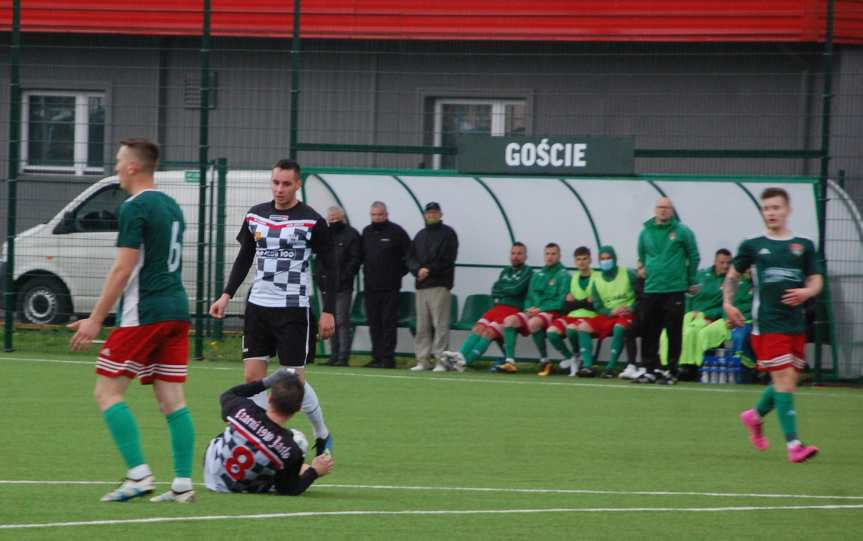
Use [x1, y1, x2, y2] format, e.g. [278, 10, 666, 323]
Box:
[451, 294, 493, 331]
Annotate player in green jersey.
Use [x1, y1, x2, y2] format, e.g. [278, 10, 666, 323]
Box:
[69, 139, 196, 501]
[724, 187, 823, 463]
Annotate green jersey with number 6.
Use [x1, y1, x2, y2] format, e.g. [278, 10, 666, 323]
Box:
[115, 189, 189, 327]
[732, 235, 822, 336]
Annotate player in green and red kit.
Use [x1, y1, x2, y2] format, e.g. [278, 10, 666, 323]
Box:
[570, 245, 637, 378]
[545, 246, 596, 376]
[724, 187, 823, 463]
[440, 242, 533, 371]
[69, 139, 196, 502]
[499, 243, 570, 373]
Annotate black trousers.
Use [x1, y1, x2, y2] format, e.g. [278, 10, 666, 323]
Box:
[365, 289, 400, 366]
[641, 291, 686, 374]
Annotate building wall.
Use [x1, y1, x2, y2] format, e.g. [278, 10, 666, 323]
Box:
[1, 36, 861, 243]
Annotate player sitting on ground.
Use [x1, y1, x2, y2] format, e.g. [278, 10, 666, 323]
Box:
[570, 245, 637, 378]
[498, 243, 570, 373]
[726, 187, 822, 463]
[204, 368, 334, 494]
[440, 242, 533, 371]
[544, 246, 596, 377]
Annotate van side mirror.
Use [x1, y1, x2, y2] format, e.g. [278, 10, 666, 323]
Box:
[53, 211, 76, 235]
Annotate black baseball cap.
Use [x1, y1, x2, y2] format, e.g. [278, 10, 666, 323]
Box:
[424, 202, 441, 211]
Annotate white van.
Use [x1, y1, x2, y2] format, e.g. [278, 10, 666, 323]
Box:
[1, 170, 277, 324]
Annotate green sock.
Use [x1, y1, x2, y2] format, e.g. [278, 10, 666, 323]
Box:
[578, 331, 594, 368]
[531, 330, 548, 358]
[503, 327, 518, 359]
[755, 384, 776, 417]
[606, 325, 626, 371]
[103, 402, 146, 470]
[566, 328, 580, 356]
[166, 406, 195, 479]
[466, 336, 492, 364]
[547, 331, 572, 358]
[774, 392, 798, 443]
[459, 333, 481, 358]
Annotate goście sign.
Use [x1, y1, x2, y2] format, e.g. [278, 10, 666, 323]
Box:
[457, 135, 634, 175]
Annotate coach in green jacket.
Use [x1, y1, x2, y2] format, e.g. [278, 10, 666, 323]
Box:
[635, 197, 700, 384]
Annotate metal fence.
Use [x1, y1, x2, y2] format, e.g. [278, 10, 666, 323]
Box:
[2, 1, 861, 379]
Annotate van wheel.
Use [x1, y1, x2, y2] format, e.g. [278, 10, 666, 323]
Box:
[17, 277, 73, 324]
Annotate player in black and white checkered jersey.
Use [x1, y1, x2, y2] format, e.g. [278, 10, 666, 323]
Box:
[210, 159, 338, 457]
[204, 368, 334, 494]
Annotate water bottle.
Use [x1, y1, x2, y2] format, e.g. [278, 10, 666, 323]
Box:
[700, 355, 711, 384]
[730, 355, 742, 384]
[717, 349, 728, 384]
[708, 353, 719, 384]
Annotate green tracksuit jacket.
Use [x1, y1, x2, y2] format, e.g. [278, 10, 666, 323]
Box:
[524, 262, 571, 313]
[490, 265, 534, 308]
[637, 217, 700, 294]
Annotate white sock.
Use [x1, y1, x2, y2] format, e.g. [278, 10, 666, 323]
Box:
[505, 358, 515, 364]
[128, 464, 152, 480]
[251, 390, 268, 409]
[302, 382, 329, 440]
[787, 439, 802, 449]
[171, 477, 193, 492]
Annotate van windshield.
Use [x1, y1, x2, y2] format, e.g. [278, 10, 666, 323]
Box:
[70, 184, 130, 233]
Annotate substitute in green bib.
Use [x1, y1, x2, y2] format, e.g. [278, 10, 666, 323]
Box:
[546, 246, 597, 376]
[567, 246, 637, 378]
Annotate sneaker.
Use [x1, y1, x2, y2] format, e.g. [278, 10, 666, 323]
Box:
[559, 358, 572, 370]
[410, 360, 432, 372]
[315, 434, 334, 456]
[600, 369, 615, 379]
[618, 364, 639, 380]
[432, 362, 448, 372]
[633, 371, 656, 384]
[788, 442, 818, 463]
[450, 352, 467, 372]
[497, 361, 518, 373]
[150, 489, 195, 503]
[537, 361, 553, 377]
[655, 370, 677, 385]
[568, 358, 580, 377]
[100, 475, 156, 502]
[739, 409, 769, 451]
[577, 366, 596, 378]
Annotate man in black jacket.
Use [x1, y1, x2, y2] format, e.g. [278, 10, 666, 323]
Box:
[315, 206, 362, 367]
[361, 201, 411, 369]
[407, 202, 459, 372]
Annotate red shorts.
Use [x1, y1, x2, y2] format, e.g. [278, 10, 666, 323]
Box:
[582, 314, 634, 339]
[96, 321, 191, 384]
[476, 305, 520, 338]
[549, 316, 585, 334]
[514, 311, 560, 336]
[751, 333, 807, 372]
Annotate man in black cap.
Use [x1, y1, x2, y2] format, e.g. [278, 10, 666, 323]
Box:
[407, 202, 459, 371]
[360, 201, 411, 369]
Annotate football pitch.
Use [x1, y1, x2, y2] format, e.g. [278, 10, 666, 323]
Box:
[1, 348, 862, 539]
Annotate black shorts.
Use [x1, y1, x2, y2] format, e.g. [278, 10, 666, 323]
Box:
[242, 303, 318, 367]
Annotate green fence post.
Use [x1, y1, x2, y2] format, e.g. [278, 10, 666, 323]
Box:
[289, 0, 302, 160]
[814, 0, 835, 384]
[213, 158, 228, 340]
[3, 0, 21, 352]
[194, 0, 212, 360]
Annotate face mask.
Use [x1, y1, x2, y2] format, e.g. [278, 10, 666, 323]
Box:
[599, 259, 615, 271]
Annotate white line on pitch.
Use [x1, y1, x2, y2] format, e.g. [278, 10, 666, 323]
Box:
[2, 504, 862, 530]
[0, 355, 856, 399]
[1, 479, 862, 501]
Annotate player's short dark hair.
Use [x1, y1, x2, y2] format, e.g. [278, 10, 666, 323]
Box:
[273, 159, 301, 176]
[715, 248, 732, 257]
[544, 242, 560, 251]
[120, 138, 159, 172]
[269, 375, 304, 417]
[574, 246, 591, 257]
[512, 241, 526, 250]
[761, 187, 790, 204]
